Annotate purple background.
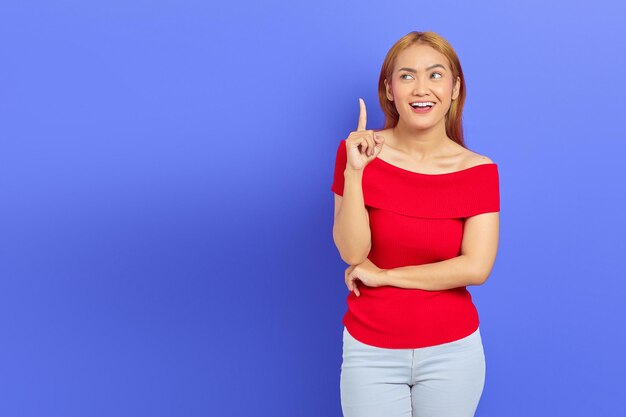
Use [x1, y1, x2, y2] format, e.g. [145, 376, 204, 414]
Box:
[1, 0, 625, 416]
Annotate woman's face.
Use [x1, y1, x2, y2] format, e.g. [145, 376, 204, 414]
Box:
[384, 44, 461, 131]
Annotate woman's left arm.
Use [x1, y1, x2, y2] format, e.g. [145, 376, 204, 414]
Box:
[381, 212, 500, 291]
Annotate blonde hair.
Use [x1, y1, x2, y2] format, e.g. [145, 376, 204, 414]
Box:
[377, 31, 467, 147]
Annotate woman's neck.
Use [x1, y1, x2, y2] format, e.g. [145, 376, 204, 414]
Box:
[391, 119, 452, 160]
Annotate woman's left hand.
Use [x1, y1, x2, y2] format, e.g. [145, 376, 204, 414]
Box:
[345, 258, 386, 297]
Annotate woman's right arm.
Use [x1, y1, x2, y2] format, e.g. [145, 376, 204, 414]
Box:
[332, 98, 384, 265]
[332, 168, 371, 265]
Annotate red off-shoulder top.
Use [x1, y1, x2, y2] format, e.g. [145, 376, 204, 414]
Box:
[331, 139, 500, 348]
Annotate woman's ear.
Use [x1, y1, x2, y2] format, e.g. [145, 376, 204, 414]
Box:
[384, 79, 394, 101]
[452, 76, 461, 100]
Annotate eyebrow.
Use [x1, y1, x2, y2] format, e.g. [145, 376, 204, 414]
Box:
[398, 64, 447, 73]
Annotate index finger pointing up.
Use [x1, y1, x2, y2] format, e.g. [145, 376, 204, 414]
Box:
[357, 98, 367, 131]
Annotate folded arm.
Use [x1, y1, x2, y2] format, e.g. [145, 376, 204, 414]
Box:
[381, 211, 500, 291]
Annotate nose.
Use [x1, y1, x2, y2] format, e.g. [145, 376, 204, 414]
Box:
[412, 77, 429, 96]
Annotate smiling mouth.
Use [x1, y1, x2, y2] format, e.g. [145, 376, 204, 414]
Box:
[410, 101, 435, 108]
[409, 102, 435, 113]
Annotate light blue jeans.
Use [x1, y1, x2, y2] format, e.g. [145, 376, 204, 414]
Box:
[340, 326, 486, 417]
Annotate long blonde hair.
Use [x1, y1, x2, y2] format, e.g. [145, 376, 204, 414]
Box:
[377, 31, 467, 147]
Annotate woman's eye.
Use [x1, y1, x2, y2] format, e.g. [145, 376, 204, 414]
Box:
[401, 73, 441, 80]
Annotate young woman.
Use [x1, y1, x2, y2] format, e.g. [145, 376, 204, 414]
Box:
[331, 31, 500, 417]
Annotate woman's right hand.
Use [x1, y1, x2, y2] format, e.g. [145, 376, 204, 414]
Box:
[345, 98, 385, 171]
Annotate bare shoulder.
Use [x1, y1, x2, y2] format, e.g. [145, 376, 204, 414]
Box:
[459, 148, 495, 169]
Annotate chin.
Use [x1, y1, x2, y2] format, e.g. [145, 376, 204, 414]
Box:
[406, 116, 444, 130]
[408, 121, 436, 131]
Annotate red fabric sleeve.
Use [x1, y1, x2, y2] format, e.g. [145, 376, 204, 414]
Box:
[331, 140, 347, 196]
[468, 164, 500, 216]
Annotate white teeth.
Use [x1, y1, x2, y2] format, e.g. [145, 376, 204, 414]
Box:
[411, 102, 434, 107]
